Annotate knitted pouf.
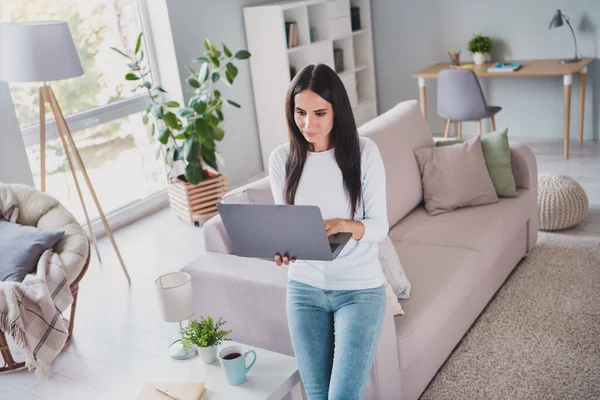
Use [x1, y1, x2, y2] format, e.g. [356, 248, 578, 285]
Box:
[537, 174, 588, 231]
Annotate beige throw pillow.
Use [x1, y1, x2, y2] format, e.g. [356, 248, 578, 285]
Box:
[414, 136, 499, 216]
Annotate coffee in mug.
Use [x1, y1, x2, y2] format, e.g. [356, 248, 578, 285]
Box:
[218, 345, 257, 386]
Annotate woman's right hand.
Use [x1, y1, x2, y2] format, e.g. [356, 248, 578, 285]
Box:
[274, 253, 296, 266]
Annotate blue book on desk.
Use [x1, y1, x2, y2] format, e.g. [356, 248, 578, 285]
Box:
[487, 62, 523, 72]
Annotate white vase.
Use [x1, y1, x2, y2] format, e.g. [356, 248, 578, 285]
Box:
[473, 52, 487, 65]
[198, 345, 218, 364]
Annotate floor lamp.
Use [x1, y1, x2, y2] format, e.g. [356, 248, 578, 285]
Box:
[0, 21, 131, 283]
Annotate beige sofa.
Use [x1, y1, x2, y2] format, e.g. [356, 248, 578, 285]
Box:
[182, 100, 538, 399]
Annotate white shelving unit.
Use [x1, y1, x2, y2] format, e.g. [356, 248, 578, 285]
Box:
[243, 0, 378, 169]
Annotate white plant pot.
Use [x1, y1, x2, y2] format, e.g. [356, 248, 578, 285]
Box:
[198, 345, 218, 364]
[473, 52, 487, 65]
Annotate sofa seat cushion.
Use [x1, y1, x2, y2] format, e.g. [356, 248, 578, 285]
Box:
[393, 241, 480, 369]
[389, 189, 533, 263]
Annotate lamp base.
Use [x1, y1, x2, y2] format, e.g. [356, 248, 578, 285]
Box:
[169, 339, 198, 360]
[560, 57, 581, 64]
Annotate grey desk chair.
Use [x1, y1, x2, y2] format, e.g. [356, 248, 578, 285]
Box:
[437, 69, 501, 139]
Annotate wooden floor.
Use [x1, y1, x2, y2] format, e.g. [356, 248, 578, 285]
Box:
[1, 139, 598, 400]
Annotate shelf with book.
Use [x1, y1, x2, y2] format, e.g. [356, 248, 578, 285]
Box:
[350, 0, 371, 31]
[284, 7, 309, 48]
[244, 0, 378, 169]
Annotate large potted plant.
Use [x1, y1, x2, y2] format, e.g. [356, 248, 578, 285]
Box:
[467, 33, 492, 65]
[112, 34, 250, 225]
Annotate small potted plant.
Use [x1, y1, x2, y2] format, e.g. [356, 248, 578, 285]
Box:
[467, 33, 492, 65]
[181, 316, 232, 364]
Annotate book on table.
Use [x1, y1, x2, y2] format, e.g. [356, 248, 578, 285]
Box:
[487, 62, 523, 72]
[136, 382, 206, 400]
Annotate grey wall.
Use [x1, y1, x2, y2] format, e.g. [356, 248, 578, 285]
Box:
[0, 82, 34, 186]
[373, 0, 600, 139]
[165, 0, 275, 187]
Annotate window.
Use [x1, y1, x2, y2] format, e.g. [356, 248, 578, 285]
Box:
[2, 0, 167, 224]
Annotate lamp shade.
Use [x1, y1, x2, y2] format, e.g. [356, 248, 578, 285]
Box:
[549, 9, 564, 29]
[0, 21, 84, 83]
[155, 272, 196, 323]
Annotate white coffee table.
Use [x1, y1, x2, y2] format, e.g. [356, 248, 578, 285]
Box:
[123, 341, 301, 400]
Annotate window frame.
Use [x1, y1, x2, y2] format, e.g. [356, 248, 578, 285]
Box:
[13, 0, 171, 236]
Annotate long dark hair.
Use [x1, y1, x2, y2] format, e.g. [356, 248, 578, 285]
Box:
[283, 63, 362, 218]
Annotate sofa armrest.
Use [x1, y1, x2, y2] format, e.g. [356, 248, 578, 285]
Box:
[182, 252, 402, 398]
[509, 141, 537, 191]
[509, 141, 538, 253]
[202, 214, 233, 254]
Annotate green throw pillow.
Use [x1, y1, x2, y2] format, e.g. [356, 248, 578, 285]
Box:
[436, 128, 517, 197]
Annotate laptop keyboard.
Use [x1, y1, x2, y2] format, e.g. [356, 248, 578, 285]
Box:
[330, 243, 340, 253]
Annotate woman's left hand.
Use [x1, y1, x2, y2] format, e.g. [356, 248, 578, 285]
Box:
[324, 218, 348, 236]
[324, 218, 366, 240]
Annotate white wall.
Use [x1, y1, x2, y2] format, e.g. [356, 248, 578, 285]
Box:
[0, 82, 34, 186]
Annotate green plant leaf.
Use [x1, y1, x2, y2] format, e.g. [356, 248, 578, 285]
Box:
[226, 63, 238, 80]
[193, 100, 207, 114]
[186, 65, 199, 80]
[178, 107, 194, 118]
[227, 99, 241, 108]
[125, 73, 140, 81]
[159, 127, 170, 144]
[222, 43, 232, 57]
[202, 146, 219, 171]
[204, 38, 216, 52]
[136, 49, 144, 63]
[202, 133, 216, 150]
[193, 56, 210, 63]
[162, 112, 179, 129]
[142, 113, 148, 125]
[110, 47, 132, 60]
[135, 33, 143, 53]
[175, 132, 187, 140]
[210, 56, 220, 68]
[157, 87, 168, 93]
[166, 101, 180, 108]
[139, 82, 151, 90]
[212, 72, 220, 83]
[234, 50, 251, 60]
[214, 90, 221, 100]
[184, 136, 200, 162]
[187, 76, 200, 88]
[185, 161, 203, 185]
[216, 109, 224, 121]
[212, 125, 225, 141]
[223, 73, 233, 86]
[151, 103, 163, 119]
[199, 62, 209, 83]
[195, 118, 209, 136]
[150, 123, 155, 136]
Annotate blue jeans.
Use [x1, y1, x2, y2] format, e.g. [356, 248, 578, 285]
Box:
[286, 279, 386, 400]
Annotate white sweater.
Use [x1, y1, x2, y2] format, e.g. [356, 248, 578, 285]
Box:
[268, 136, 389, 290]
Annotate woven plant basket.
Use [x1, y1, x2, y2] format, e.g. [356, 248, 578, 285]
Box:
[167, 175, 228, 226]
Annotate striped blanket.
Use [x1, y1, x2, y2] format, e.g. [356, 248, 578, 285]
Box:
[0, 184, 73, 378]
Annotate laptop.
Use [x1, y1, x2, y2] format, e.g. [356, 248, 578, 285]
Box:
[216, 203, 352, 261]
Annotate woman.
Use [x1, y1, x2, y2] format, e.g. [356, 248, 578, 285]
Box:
[268, 63, 389, 399]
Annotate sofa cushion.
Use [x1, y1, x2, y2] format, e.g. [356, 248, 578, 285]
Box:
[415, 136, 499, 216]
[436, 128, 518, 198]
[358, 100, 434, 227]
[222, 176, 273, 205]
[392, 241, 480, 369]
[389, 189, 533, 264]
[0, 220, 64, 282]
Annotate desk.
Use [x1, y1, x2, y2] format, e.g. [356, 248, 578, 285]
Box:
[412, 58, 593, 158]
